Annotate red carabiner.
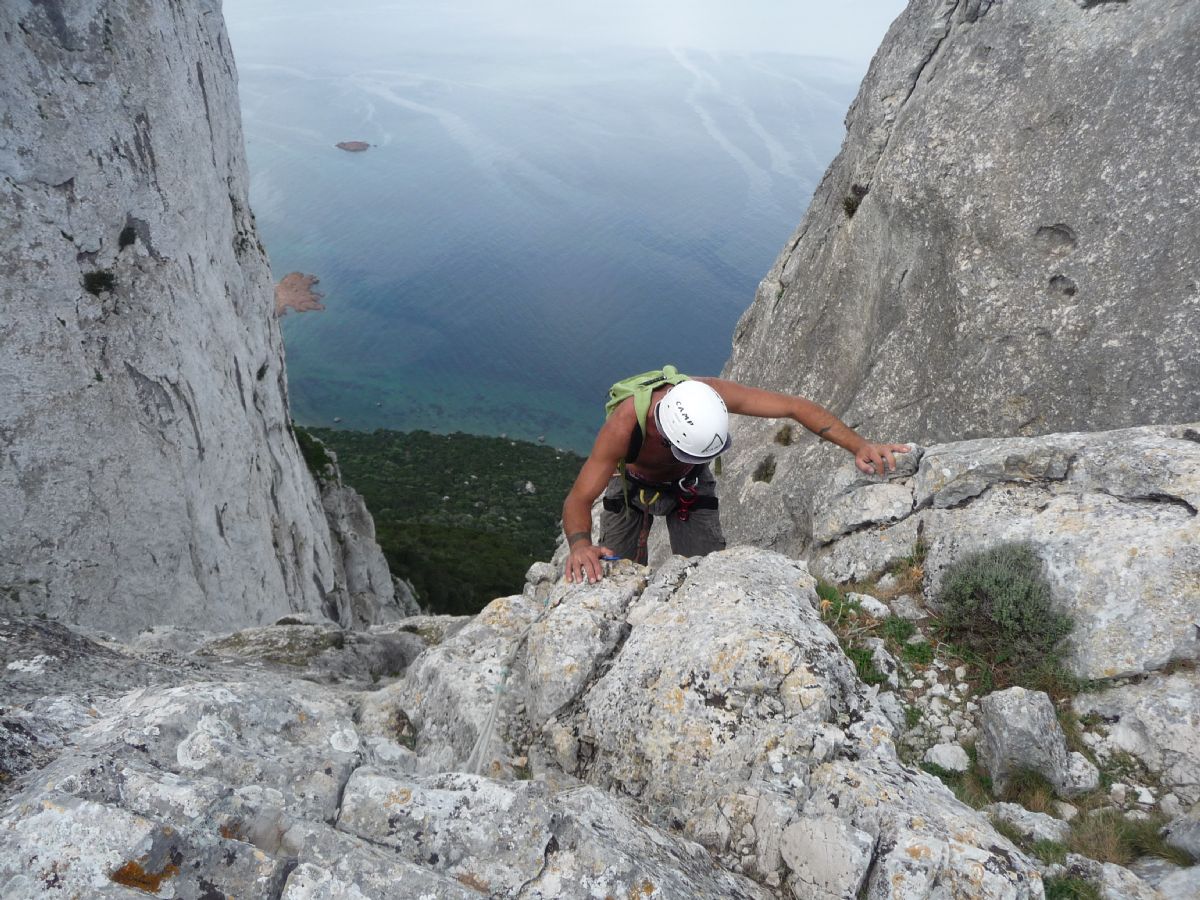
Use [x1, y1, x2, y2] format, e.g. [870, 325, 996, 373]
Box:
[675, 476, 699, 521]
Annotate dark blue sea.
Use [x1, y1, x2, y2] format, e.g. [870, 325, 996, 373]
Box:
[228, 13, 862, 451]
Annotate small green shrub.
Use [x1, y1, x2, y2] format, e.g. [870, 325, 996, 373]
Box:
[904, 705, 922, 730]
[752, 454, 777, 483]
[846, 646, 887, 685]
[83, 270, 116, 295]
[936, 542, 1073, 691]
[842, 183, 869, 218]
[293, 424, 334, 477]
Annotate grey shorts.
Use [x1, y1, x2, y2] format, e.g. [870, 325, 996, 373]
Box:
[598, 465, 726, 561]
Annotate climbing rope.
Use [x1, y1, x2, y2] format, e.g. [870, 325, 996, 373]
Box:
[466, 588, 557, 776]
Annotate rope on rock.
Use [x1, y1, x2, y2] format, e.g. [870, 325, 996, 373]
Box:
[466, 588, 558, 777]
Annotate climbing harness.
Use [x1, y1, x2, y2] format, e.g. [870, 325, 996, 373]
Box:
[602, 469, 717, 565]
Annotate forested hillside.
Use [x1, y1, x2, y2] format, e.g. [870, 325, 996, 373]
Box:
[303, 429, 582, 614]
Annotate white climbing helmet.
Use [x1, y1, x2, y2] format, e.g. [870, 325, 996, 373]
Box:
[654, 380, 732, 464]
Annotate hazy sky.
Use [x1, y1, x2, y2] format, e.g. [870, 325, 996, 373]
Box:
[225, 0, 909, 67]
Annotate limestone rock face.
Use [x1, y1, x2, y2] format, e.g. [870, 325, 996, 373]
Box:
[319, 478, 401, 627]
[809, 423, 1200, 680]
[720, 0, 1200, 553]
[0, 0, 397, 635]
[374, 548, 1044, 896]
[0, 612, 778, 898]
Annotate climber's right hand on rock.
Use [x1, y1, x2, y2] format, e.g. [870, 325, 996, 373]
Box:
[565, 541, 613, 584]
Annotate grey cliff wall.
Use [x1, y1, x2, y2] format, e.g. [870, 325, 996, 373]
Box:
[0, 0, 398, 635]
[720, 0, 1200, 553]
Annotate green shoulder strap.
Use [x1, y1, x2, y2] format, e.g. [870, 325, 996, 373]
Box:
[605, 365, 689, 515]
[605, 364, 690, 437]
[604, 365, 691, 515]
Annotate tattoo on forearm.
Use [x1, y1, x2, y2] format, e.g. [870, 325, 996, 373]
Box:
[817, 425, 832, 437]
[567, 531, 591, 547]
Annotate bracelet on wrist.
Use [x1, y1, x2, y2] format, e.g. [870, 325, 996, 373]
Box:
[567, 531, 591, 547]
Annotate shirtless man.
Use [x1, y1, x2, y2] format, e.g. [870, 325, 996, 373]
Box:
[562, 376, 909, 583]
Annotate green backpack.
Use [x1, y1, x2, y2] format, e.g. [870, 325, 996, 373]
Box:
[605, 365, 690, 467]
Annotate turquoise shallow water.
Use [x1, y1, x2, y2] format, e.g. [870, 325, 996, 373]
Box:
[234, 42, 859, 451]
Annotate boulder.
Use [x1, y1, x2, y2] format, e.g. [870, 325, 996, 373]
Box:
[1158, 865, 1200, 900]
[984, 803, 1071, 845]
[542, 548, 1042, 894]
[977, 687, 1099, 798]
[1061, 854, 1163, 900]
[196, 622, 426, 686]
[1164, 807, 1200, 860]
[925, 743, 970, 774]
[357, 592, 545, 775]
[338, 769, 771, 898]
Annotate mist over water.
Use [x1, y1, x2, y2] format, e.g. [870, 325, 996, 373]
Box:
[226, 2, 888, 451]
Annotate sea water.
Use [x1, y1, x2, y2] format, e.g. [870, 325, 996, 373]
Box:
[230, 16, 861, 451]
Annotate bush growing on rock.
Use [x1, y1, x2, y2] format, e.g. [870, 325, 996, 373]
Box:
[936, 542, 1073, 690]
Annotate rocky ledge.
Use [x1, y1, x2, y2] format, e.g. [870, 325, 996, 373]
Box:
[3, 422, 1198, 898]
[3, 550, 1046, 899]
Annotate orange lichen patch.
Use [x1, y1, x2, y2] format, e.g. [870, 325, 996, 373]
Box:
[628, 878, 656, 897]
[219, 820, 245, 840]
[905, 843, 934, 860]
[298, 711, 308, 724]
[110, 859, 180, 891]
[456, 872, 491, 893]
[665, 687, 685, 714]
[385, 787, 413, 806]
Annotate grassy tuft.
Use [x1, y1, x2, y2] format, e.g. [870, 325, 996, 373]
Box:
[1030, 839, 1068, 866]
[1043, 877, 1101, 900]
[846, 646, 888, 686]
[880, 616, 916, 645]
[921, 752, 993, 810]
[842, 183, 869, 218]
[999, 768, 1057, 815]
[1068, 808, 1195, 867]
[902, 641, 934, 666]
